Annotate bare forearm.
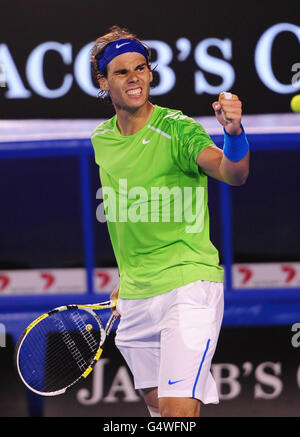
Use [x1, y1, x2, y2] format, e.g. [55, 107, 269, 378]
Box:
[219, 151, 250, 186]
[197, 92, 250, 185]
[197, 144, 249, 186]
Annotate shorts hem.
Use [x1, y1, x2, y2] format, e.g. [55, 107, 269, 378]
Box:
[134, 380, 158, 390]
[116, 341, 160, 349]
[157, 390, 219, 404]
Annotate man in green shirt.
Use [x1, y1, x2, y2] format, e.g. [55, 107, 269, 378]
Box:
[91, 26, 249, 417]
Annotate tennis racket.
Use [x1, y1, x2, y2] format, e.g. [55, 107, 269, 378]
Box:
[16, 299, 118, 396]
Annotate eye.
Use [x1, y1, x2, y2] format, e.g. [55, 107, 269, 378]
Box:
[115, 69, 128, 75]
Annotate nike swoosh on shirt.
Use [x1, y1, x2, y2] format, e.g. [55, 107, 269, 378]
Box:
[142, 139, 151, 144]
[116, 42, 131, 49]
[168, 379, 184, 385]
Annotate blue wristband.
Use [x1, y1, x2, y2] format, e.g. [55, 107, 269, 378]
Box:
[223, 124, 249, 162]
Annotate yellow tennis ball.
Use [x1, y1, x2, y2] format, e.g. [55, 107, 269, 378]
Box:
[85, 324, 93, 331]
[290, 95, 300, 112]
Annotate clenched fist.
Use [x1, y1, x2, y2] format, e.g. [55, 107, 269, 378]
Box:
[212, 92, 243, 136]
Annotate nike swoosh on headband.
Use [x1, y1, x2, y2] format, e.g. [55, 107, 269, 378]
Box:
[116, 42, 131, 49]
[97, 39, 148, 74]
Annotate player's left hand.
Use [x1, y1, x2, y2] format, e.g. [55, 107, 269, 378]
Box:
[110, 283, 121, 318]
[212, 93, 242, 136]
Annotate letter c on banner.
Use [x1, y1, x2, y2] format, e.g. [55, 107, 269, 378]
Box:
[255, 22, 300, 93]
[26, 41, 73, 98]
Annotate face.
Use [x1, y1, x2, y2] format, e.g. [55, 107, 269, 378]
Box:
[98, 52, 153, 112]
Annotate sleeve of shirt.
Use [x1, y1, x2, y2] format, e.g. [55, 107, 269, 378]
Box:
[170, 114, 215, 176]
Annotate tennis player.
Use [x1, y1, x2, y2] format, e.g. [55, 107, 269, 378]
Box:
[91, 26, 249, 417]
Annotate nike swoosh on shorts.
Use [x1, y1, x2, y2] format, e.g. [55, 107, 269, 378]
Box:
[168, 379, 184, 385]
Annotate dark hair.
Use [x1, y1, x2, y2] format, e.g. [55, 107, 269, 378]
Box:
[90, 25, 152, 102]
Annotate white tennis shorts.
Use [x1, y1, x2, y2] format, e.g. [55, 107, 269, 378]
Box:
[115, 280, 224, 404]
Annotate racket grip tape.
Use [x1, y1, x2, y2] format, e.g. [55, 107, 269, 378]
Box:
[220, 91, 232, 123]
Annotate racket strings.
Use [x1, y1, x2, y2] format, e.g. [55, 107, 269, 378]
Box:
[51, 314, 88, 371]
[70, 310, 99, 352]
[18, 309, 102, 394]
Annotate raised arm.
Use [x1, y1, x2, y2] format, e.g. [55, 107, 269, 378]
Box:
[196, 93, 249, 186]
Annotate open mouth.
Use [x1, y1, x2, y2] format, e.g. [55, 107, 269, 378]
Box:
[126, 87, 142, 97]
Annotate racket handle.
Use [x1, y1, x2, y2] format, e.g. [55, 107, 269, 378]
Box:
[221, 91, 232, 99]
[105, 313, 118, 336]
[220, 91, 232, 123]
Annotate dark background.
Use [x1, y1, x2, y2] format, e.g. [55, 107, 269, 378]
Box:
[0, 1, 300, 419]
[0, 0, 299, 118]
[0, 0, 299, 268]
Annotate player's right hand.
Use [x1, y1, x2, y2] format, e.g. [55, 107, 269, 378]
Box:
[110, 283, 121, 318]
[212, 92, 242, 136]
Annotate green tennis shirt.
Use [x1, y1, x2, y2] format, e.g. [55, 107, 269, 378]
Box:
[91, 105, 224, 299]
